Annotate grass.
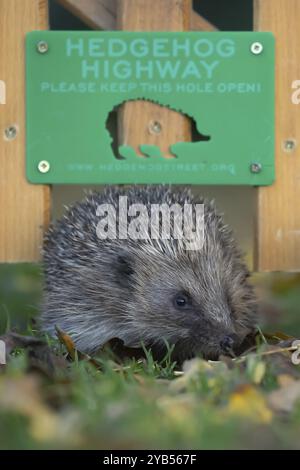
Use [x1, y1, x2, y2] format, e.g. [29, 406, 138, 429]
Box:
[0, 265, 300, 449]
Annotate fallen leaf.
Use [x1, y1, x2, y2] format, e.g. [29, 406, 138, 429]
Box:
[0, 331, 45, 355]
[277, 374, 296, 387]
[0, 375, 81, 444]
[268, 381, 300, 413]
[55, 326, 76, 360]
[227, 384, 273, 424]
[0, 331, 68, 378]
[55, 325, 102, 369]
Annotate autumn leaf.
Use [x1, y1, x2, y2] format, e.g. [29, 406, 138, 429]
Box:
[0, 375, 81, 444]
[0, 331, 67, 378]
[55, 325, 102, 369]
[268, 381, 300, 413]
[55, 325, 76, 360]
[226, 384, 273, 424]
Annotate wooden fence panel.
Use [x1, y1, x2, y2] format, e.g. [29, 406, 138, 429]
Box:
[0, 0, 50, 262]
[254, 0, 300, 271]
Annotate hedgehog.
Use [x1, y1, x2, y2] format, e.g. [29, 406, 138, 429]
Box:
[41, 185, 257, 362]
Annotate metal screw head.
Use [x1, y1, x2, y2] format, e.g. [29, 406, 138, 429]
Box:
[38, 160, 50, 173]
[37, 41, 49, 54]
[250, 42, 263, 55]
[148, 120, 162, 135]
[283, 139, 296, 152]
[250, 162, 262, 173]
[4, 125, 17, 140]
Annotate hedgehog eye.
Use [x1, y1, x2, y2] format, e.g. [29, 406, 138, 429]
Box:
[174, 293, 191, 309]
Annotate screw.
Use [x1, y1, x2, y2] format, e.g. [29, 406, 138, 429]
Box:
[250, 162, 262, 173]
[37, 41, 49, 54]
[4, 125, 17, 140]
[148, 120, 162, 135]
[38, 160, 50, 173]
[283, 139, 296, 152]
[250, 42, 263, 55]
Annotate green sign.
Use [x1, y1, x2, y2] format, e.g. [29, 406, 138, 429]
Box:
[26, 31, 275, 185]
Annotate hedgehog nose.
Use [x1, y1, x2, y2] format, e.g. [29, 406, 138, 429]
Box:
[220, 334, 238, 353]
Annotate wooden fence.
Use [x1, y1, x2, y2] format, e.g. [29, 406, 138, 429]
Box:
[0, 0, 299, 271]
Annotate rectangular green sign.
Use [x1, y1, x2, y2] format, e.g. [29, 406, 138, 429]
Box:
[26, 31, 275, 185]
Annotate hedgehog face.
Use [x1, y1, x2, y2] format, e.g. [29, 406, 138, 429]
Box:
[117, 247, 257, 362]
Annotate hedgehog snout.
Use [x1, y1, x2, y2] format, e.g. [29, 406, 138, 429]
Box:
[219, 334, 239, 354]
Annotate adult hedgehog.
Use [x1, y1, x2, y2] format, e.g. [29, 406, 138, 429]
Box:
[41, 186, 257, 361]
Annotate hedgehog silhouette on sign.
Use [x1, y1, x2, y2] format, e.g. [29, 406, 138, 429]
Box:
[106, 98, 211, 160]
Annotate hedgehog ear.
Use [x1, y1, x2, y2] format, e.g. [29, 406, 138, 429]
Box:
[115, 251, 135, 287]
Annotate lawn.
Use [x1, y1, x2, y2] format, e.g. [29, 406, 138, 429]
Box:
[0, 265, 300, 449]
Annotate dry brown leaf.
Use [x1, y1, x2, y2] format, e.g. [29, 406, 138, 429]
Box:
[0, 331, 68, 378]
[0, 375, 81, 443]
[55, 325, 102, 369]
[0, 332, 45, 354]
[268, 381, 300, 413]
[277, 374, 296, 387]
[55, 326, 76, 360]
